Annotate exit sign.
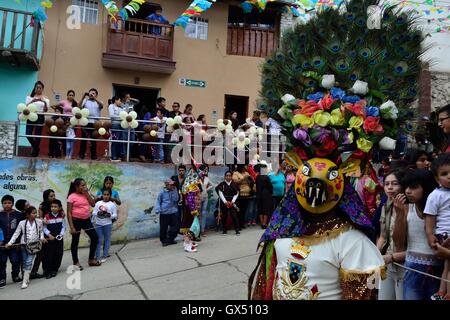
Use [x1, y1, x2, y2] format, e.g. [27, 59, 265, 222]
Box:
[179, 78, 206, 88]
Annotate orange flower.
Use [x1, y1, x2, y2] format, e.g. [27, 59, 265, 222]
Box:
[298, 100, 323, 117]
[318, 94, 334, 110]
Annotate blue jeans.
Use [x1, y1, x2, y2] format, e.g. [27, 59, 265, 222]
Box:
[66, 139, 74, 157]
[153, 138, 164, 161]
[200, 200, 208, 232]
[21, 247, 36, 272]
[95, 224, 112, 259]
[246, 197, 257, 222]
[0, 247, 21, 280]
[403, 260, 443, 300]
[111, 123, 125, 160]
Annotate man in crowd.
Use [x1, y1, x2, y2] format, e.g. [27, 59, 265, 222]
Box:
[79, 88, 103, 160]
[437, 104, 450, 152]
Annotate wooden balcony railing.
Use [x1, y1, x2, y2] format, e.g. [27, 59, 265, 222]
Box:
[227, 25, 278, 58]
[103, 18, 176, 74]
[0, 7, 41, 70]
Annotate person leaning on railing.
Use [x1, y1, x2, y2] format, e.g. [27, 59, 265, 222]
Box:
[26, 81, 49, 157]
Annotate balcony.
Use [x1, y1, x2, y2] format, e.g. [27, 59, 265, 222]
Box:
[227, 25, 278, 58]
[0, 7, 41, 70]
[103, 18, 176, 74]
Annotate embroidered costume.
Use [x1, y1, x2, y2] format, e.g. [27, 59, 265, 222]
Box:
[248, 0, 424, 300]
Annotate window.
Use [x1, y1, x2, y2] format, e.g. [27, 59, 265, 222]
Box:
[72, 0, 99, 24]
[185, 18, 208, 40]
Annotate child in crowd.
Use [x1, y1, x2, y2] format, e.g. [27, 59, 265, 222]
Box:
[0, 195, 23, 288]
[66, 120, 76, 160]
[155, 179, 180, 246]
[152, 109, 167, 163]
[93, 189, 117, 263]
[393, 169, 440, 300]
[6, 207, 45, 289]
[39, 189, 56, 219]
[15, 199, 30, 221]
[424, 153, 450, 300]
[96, 176, 121, 206]
[43, 199, 66, 279]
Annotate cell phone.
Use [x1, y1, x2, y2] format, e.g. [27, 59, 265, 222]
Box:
[435, 233, 448, 245]
[403, 193, 410, 204]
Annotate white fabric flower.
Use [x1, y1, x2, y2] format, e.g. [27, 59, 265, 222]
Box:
[281, 94, 296, 104]
[380, 100, 399, 120]
[277, 105, 292, 119]
[351, 80, 369, 95]
[321, 74, 335, 89]
[379, 137, 396, 150]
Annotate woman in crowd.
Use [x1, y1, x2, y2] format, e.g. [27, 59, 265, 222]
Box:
[269, 165, 285, 211]
[404, 149, 431, 170]
[284, 163, 296, 193]
[228, 111, 239, 130]
[26, 81, 50, 157]
[377, 170, 407, 300]
[255, 163, 273, 229]
[232, 165, 252, 230]
[182, 104, 196, 124]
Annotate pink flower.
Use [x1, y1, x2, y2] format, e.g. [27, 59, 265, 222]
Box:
[318, 94, 334, 111]
[363, 116, 384, 134]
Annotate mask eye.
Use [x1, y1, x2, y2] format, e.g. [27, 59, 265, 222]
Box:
[302, 164, 311, 176]
[328, 168, 339, 181]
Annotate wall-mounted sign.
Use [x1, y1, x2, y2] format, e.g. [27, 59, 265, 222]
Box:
[179, 78, 206, 88]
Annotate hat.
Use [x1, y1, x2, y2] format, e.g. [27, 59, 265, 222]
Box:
[165, 179, 175, 185]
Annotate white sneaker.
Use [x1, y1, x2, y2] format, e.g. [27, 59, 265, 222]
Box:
[100, 258, 107, 263]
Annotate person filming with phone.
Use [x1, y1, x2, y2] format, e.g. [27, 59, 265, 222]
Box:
[78, 88, 103, 160]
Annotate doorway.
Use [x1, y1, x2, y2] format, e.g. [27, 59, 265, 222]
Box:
[224, 95, 249, 124]
[113, 84, 160, 118]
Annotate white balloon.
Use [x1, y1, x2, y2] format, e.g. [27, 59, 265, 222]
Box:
[217, 119, 224, 125]
[121, 120, 129, 129]
[131, 120, 139, 129]
[249, 126, 257, 134]
[29, 112, 38, 122]
[50, 125, 58, 133]
[225, 127, 233, 134]
[166, 118, 175, 127]
[238, 132, 246, 141]
[17, 103, 26, 112]
[129, 111, 138, 119]
[253, 154, 260, 160]
[19, 114, 26, 121]
[81, 108, 90, 118]
[119, 111, 128, 120]
[257, 127, 264, 135]
[174, 115, 183, 124]
[28, 104, 37, 113]
[72, 107, 81, 115]
[166, 126, 174, 133]
[80, 117, 89, 126]
[217, 123, 226, 131]
[70, 117, 78, 126]
[150, 130, 157, 137]
[244, 138, 251, 145]
[98, 128, 107, 136]
[232, 137, 237, 145]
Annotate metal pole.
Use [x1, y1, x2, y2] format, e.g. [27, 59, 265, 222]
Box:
[15, 121, 20, 156]
[127, 127, 131, 162]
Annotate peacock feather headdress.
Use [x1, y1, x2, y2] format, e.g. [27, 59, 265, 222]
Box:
[258, 0, 427, 165]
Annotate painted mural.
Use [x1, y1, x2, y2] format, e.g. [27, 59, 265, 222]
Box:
[0, 158, 227, 247]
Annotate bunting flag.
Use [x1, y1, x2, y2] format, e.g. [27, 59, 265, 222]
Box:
[101, 0, 120, 22]
[119, 0, 146, 21]
[174, 0, 216, 28]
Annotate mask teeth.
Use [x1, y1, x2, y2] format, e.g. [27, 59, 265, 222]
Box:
[308, 186, 313, 198]
[311, 196, 316, 208]
[322, 191, 326, 203]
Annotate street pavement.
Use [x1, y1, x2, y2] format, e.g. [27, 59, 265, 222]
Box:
[0, 227, 263, 300]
